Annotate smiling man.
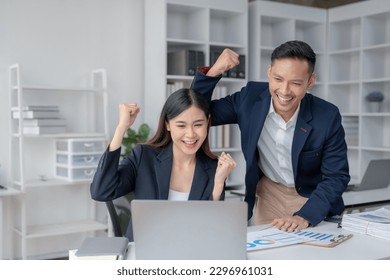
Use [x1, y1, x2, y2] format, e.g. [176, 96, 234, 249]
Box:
[191, 40, 350, 232]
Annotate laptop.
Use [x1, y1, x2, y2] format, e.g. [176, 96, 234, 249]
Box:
[347, 159, 390, 191]
[131, 200, 248, 260]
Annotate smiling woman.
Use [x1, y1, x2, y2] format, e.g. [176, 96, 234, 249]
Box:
[90, 88, 236, 241]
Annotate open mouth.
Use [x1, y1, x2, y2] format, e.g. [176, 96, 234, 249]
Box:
[183, 139, 198, 147]
[277, 94, 294, 103]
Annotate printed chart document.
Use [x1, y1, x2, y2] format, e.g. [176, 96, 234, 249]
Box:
[247, 228, 352, 251]
[341, 207, 390, 241]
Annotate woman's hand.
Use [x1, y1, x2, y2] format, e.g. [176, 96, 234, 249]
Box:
[118, 103, 141, 131]
[212, 152, 237, 200]
[109, 103, 141, 152]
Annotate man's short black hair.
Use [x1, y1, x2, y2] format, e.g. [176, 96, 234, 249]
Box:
[271, 40, 316, 74]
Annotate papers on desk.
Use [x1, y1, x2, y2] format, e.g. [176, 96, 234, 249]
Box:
[247, 228, 352, 251]
[341, 207, 390, 241]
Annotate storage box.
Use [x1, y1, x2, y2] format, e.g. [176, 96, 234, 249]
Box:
[56, 154, 102, 166]
[56, 138, 106, 153]
[55, 138, 106, 181]
[56, 166, 97, 181]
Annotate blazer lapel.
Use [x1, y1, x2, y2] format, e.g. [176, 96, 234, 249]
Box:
[247, 90, 271, 162]
[292, 96, 313, 180]
[155, 144, 173, 199]
[188, 154, 210, 200]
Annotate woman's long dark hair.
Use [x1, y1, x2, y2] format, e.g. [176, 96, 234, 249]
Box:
[147, 88, 216, 159]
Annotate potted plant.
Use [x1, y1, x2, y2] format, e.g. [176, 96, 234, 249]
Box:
[121, 123, 151, 156]
[365, 91, 384, 112]
[115, 123, 151, 234]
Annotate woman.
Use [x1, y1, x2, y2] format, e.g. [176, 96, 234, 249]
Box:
[90, 88, 236, 240]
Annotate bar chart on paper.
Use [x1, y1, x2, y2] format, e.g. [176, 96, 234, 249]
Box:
[247, 228, 352, 251]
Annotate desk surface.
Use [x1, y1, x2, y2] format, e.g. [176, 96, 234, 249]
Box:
[0, 186, 20, 197]
[342, 186, 390, 206]
[247, 222, 390, 260]
[118, 222, 390, 260]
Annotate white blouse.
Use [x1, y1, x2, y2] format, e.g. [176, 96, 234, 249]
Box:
[168, 189, 190, 201]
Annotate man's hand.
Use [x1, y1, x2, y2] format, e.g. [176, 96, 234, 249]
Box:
[271, 215, 310, 232]
[207, 48, 239, 77]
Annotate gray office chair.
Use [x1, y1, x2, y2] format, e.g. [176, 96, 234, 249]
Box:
[105, 201, 123, 237]
[105, 193, 134, 237]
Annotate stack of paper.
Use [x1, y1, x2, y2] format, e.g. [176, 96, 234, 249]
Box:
[11, 105, 67, 135]
[341, 207, 390, 241]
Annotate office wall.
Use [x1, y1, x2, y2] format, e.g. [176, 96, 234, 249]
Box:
[0, 0, 144, 258]
[0, 0, 145, 185]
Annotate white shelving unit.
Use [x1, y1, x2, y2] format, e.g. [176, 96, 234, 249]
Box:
[144, 0, 248, 194]
[249, 0, 390, 184]
[327, 0, 390, 183]
[248, 1, 327, 99]
[8, 64, 109, 259]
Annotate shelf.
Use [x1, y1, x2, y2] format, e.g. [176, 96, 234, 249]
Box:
[12, 177, 94, 189]
[328, 18, 361, 52]
[362, 46, 390, 80]
[12, 85, 102, 92]
[328, 51, 360, 82]
[9, 64, 109, 259]
[362, 11, 390, 47]
[12, 132, 107, 139]
[211, 147, 242, 153]
[361, 147, 390, 152]
[13, 220, 107, 239]
[209, 42, 246, 49]
[166, 3, 208, 42]
[209, 9, 246, 46]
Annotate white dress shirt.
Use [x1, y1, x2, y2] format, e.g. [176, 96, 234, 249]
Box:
[257, 100, 300, 187]
[168, 189, 190, 201]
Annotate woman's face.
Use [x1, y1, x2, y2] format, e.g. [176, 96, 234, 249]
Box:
[166, 105, 208, 157]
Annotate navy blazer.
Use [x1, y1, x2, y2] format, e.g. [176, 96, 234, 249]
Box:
[192, 72, 350, 226]
[90, 142, 221, 240]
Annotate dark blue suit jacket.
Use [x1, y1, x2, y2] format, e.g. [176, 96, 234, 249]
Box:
[192, 72, 350, 226]
[90, 142, 221, 240]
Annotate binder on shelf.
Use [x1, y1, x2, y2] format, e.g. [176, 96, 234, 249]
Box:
[12, 110, 61, 119]
[228, 66, 238, 78]
[22, 118, 67, 127]
[22, 125, 66, 135]
[74, 237, 129, 260]
[166, 81, 184, 97]
[167, 49, 205, 76]
[238, 55, 246, 79]
[210, 50, 228, 77]
[11, 105, 62, 120]
[11, 105, 59, 112]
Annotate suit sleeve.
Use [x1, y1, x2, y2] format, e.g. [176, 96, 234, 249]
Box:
[192, 71, 244, 125]
[294, 108, 350, 225]
[90, 145, 142, 201]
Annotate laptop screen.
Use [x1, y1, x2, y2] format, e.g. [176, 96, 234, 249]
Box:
[131, 200, 248, 260]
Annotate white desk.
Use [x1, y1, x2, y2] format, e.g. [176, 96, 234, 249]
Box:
[231, 186, 390, 212]
[115, 222, 390, 260]
[0, 186, 20, 259]
[343, 186, 390, 212]
[247, 222, 390, 260]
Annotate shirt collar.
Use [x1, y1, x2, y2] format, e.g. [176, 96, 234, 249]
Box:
[268, 99, 301, 128]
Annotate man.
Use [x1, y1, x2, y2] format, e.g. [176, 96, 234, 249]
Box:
[191, 40, 350, 232]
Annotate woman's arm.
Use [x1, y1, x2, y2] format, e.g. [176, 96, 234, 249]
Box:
[109, 103, 140, 151]
[212, 152, 237, 201]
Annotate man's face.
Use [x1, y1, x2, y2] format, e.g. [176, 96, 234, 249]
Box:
[267, 57, 316, 122]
